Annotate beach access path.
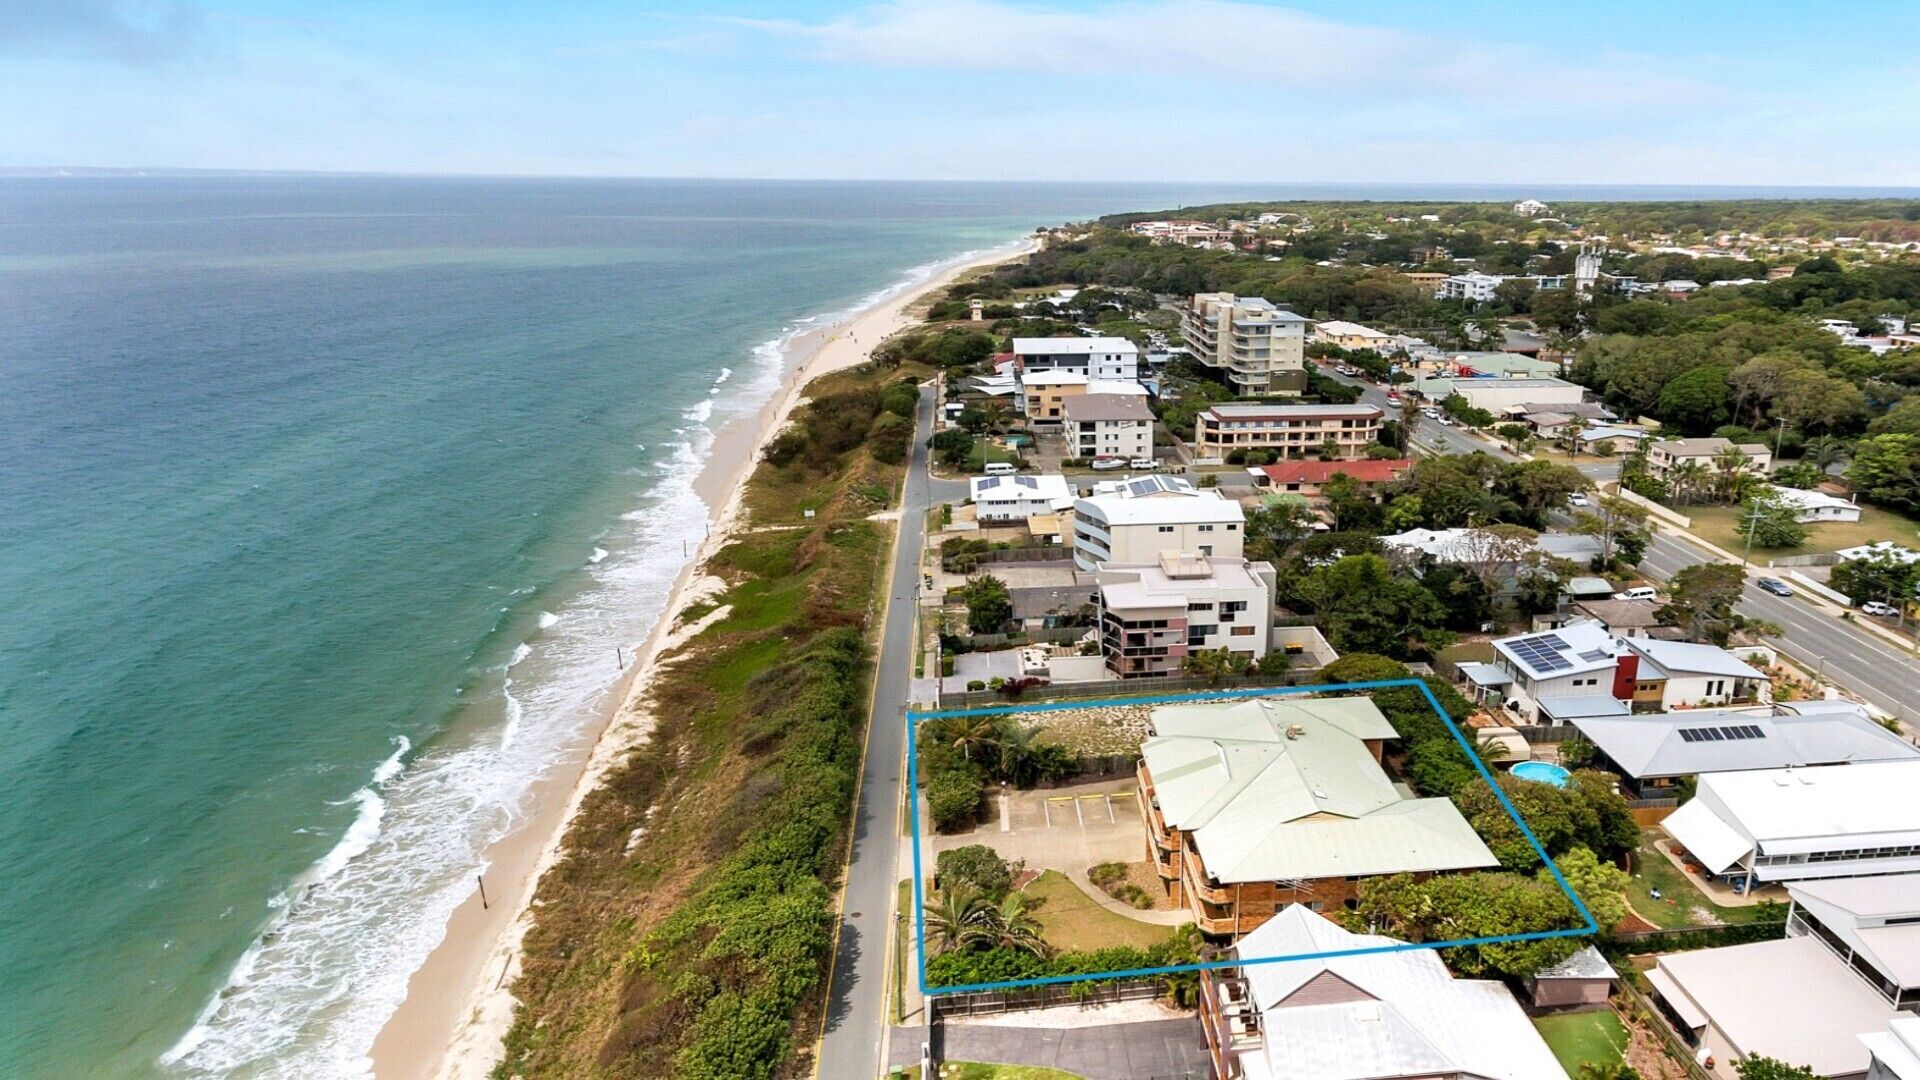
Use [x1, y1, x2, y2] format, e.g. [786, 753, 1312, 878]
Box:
[814, 380, 939, 1078]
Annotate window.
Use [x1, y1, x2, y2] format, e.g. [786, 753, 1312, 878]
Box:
[1156, 525, 1174, 533]
[1187, 601, 1214, 611]
[1198, 524, 1215, 533]
[1199, 545, 1213, 556]
[1231, 626, 1256, 637]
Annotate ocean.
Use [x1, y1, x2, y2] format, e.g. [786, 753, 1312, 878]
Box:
[2, 175, 1915, 1079]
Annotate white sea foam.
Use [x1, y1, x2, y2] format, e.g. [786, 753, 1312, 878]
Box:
[589, 547, 609, 564]
[154, 241, 1024, 1079]
[509, 642, 533, 667]
[371, 737, 410, 785]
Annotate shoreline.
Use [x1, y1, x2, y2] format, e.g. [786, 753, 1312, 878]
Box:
[369, 235, 1037, 1080]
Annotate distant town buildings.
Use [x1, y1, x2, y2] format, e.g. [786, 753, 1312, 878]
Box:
[1513, 198, 1549, 217]
[1181, 293, 1310, 396]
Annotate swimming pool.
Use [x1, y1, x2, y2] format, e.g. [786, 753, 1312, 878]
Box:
[1509, 760, 1572, 788]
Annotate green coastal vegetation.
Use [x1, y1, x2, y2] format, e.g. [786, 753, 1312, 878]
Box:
[494, 362, 922, 1078]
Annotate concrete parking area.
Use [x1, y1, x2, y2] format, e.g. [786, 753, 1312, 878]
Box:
[929, 777, 1148, 874]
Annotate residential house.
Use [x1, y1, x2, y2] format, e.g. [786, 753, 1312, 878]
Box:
[1311, 320, 1393, 351]
[1197, 905, 1567, 1080]
[1568, 701, 1917, 798]
[1837, 541, 1920, 566]
[1061, 392, 1154, 462]
[1138, 698, 1497, 932]
[968, 473, 1075, 523]
[1485, 624, 1766, 723]
[1011, 336, 1140, 382]
[1863, 1016, 1920, 1080]
[1646, 437, 1772, 480]
[1568, 598, 1672, 639]
[1072, 474, 1245, 571]
[1661, 760, 1920, 890]
[1514, 198, 1550, 217]
[1646, 936, 1896, 1079]
[1399, 271, 1450, 293]
[1193, 402, 1383, 460]
[1788, 874, 1920, 1010]
[1625, 638, 1769, 711]
[1096, 554, 1274, 678]
[1379, 527, 1603, 569]
[1244, 458, 1411, 496]
[1181, 293, 1311, 396]
[1764, 484, 1862, 523]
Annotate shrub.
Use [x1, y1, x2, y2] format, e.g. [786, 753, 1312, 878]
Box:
[867, 411, 911, 464]
[937, 845, 1018, 900]
[927, 769, 984, 833]
[965, 679, 986, 691]
[1088, 862, 1126, 887]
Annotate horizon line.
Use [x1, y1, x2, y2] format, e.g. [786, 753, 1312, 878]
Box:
[6, 166, 1920, 194]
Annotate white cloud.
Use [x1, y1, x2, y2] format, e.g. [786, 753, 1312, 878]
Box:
[725, 0, 1701, 103]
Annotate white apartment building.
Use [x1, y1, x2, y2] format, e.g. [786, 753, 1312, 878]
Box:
[1514, 198, 1550, 217]
[1017, 370, 1148, 421]
[1095, 553, 1275, 678]
[1011, 336, 1140, 382]
[1437, 272, 1508, 302]
[1180, 293, 1310, 396]
[1192, 402, 1383, 460]
[1060, 393, 1154, 463]
[1072, 474, 1244, 571]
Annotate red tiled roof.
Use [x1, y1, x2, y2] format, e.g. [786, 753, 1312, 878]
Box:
[1254, 459, 1413, 485]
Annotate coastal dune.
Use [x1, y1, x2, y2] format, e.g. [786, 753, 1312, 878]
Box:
[369, 237, 1037, 1080]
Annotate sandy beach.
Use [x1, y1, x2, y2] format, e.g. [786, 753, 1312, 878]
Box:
[368, 236, 1038, 1080]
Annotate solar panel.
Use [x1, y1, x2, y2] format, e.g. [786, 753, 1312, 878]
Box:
[1677, 724, 1769, 743]
[1678, 729, 1700, 742]
[1507, 634, 1573, 674]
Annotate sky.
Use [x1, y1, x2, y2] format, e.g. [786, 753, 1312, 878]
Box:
[4, 0, 1917, 184]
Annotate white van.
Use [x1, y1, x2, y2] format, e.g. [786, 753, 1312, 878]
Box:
[983, 462, 1017, 476]
[1613, 586, 1658, 602]
[1128, 457, 1157, 470]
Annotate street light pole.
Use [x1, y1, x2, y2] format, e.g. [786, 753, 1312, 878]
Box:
[1741, 417, 1792, 570]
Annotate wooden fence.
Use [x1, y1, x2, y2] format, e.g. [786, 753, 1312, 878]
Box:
[931, 976, 1165, 1017]
[1615, 979, 1715, 1080]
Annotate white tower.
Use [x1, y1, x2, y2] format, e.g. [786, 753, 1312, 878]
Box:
[1574, 240, 1605, 297]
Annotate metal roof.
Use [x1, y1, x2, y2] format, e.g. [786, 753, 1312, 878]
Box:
[1012, 336, 1139, 354]
[1536, 695, 1630, 720]
[1624, 638, 1767, 680]
[1142, 698, 1496, 883]
[1788, 874, 1920, 988]
[1652, 938, 1896, 1077]
[1534, 945, 1615, 981]
[1234, 906, 1570, 1080]
[1570, 704, 1916, 780]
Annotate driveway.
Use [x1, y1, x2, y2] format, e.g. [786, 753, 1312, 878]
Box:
[890, 1017, 1210, 1079]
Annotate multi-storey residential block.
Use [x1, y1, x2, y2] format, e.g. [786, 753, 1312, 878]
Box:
[1072, 474, 1244, 570]
[1095, 553, 1272, 677]
[1138, 697, 1498, 934]
[1192, 402, 1382, 460]
[1060, 392, 1153, 462]
[1010, 336, 1139, 381]
[1181, 293, 1310, 396]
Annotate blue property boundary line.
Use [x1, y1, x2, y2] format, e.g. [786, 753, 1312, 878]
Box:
[905, 678, 1599, 995]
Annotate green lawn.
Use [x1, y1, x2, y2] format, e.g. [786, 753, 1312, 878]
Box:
[1535, 1010, 1630, 1074]
[1023, 869, 1173, 952]
[1627, 834, 1773, 930]
[965, 442, 1021, 470]
[1678, 502, 1920, 558]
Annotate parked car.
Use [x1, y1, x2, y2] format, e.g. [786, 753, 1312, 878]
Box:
[1128, 457, 1156, 470]
[1862, 600, 1900, 617]
[983, 461, 1017, 476]
[1568, 493, 1590, 508]
[1613, 586, 1658, 601]
[1090, 456, 1125, 471]
[1435, 415, 1455, 426]
[1386, 392, 1402, 404]
[1757, 577, 1794, 597]
[1421, 407, 1440, 419]
[1335, 364, 1358, 376]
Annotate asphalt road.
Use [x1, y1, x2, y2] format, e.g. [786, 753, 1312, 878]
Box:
[1315, 362, 1513, 461]
[1636, 529, 1920, 720]
[815, 383, 936, 1080]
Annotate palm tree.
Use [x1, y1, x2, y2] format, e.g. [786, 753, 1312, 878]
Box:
[922, 714, 1004, 763]
[1806, 434, 1849, 471]
[975, 891, 1052, 958]
[1711, 446, 1752, 504]
[1668, 461, 1711, 507]
[1561, 418, 1587, 460]
[922, 888, 990, 955]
